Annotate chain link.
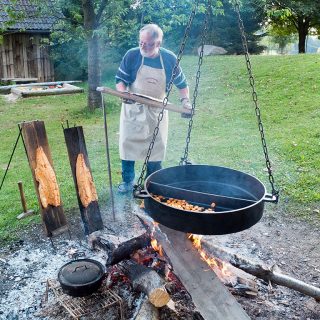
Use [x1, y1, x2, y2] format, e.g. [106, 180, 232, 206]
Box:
[234, 1, 279, 199]
[180, 0, 211, 165]
[134, 0, 200, 192]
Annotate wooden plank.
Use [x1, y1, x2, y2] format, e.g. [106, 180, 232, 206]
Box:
[157, 225, 250, 320]
[8, 36, 15, 77]
[63, 126, 103, 234]
[0, 44, 4, 78]
[1, 38, 8, 79]
[22, 35, 29, 78]
[97, 86, 191, 115]
[20, 120, 68, 237]
[35, 36, 43, 81]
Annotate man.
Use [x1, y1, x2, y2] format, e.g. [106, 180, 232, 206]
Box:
[115, 23, 191, 193]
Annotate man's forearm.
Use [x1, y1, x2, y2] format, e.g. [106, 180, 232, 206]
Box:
[179, 87, 190, 100]
[116, 82, 127, 92]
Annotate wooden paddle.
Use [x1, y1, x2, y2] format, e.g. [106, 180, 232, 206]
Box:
[97, 86, 191, 115]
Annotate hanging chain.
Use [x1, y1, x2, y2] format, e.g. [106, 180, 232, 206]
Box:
[134, 0, 200, 192]
[234, 2, 279, 199]
[180, 0, 211, 165]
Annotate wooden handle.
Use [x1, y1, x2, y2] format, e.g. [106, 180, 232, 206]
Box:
[97, 86, 191, 115]
[18, 181, 28, 213]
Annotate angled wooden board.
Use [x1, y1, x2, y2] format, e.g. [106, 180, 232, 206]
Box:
[64, 126, 103, 234]
[159, 225, 250, 320]
[20, 120, 68, 237]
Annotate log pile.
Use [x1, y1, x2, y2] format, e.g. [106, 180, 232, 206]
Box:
[89, 223, 253, 320]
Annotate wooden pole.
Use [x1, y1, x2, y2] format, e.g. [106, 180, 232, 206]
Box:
[200, 239, 320, 301]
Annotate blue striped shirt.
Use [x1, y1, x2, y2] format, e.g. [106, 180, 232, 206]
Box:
[115, 47, 188, 91]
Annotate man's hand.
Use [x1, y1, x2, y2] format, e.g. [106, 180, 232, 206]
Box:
[181, 98, 192, 118]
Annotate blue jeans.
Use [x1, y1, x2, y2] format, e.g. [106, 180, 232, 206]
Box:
[121, 160, 162, 183]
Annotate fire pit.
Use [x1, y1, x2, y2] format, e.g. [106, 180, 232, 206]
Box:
[11, 83, 83, 97]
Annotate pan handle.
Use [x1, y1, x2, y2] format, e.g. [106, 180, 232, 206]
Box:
[263, 193, 278, 203]
[133, 189, 151, 199]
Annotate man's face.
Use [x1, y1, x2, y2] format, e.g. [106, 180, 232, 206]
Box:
[139, 31, 160, 58]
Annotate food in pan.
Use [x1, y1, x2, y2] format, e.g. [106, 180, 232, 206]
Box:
[152, 194, 215, 213]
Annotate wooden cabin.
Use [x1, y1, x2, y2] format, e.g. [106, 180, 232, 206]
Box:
[0, 1, 55, 83]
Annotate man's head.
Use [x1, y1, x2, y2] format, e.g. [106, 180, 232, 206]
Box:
[139, 24, 163, 58]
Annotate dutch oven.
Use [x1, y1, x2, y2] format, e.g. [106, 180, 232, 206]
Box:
[58, 258, 105, 297]
[137, 164, 277, 235]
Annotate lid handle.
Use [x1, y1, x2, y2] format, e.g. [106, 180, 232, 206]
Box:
[73, 265, 88, 273]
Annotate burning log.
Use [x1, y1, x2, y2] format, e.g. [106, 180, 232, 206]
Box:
[136, 214, 251, 320]
[118, 259, 170, 308]
[89, 231, 152, 265]
[200, 239, 320, 301]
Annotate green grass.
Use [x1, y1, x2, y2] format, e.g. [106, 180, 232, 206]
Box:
[0, 54, 319, 243]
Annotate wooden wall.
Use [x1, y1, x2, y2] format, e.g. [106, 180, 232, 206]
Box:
[0, 33, 54, 82]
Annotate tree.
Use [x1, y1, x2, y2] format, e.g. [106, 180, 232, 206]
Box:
[33, 0, 132, 110]
[206, 0, 265, 54]
[264, 0, 320, 53]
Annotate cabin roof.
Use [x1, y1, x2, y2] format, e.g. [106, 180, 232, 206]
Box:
[0, 0, 55, 32]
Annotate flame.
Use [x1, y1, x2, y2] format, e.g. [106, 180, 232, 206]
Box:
[188, 234, 232, 279]
[151, 238, 163, 256]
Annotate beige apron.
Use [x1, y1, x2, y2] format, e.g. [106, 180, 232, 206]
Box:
[119, 53, 168, 161]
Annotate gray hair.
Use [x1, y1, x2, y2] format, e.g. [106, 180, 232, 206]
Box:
[140, 24, 163, 44]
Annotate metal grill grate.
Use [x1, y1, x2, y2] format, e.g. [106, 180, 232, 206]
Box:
[47, 279, 124, 319]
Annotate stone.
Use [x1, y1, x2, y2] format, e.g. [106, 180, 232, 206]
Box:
[198, 44, 227, 56]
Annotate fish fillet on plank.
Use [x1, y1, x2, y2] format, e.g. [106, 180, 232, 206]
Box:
[76, 153, 98, 207]
[35, 146, 61, 208]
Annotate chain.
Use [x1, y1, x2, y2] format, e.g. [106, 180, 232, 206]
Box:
[135, 0, 200, 192]
[180, 0, 211, 165]
[234, 1, 279, 199]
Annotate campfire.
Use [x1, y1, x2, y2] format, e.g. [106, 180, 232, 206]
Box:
[3, 119, 316, 320]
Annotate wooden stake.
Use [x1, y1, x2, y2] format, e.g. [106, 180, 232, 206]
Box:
[16, 181, 34, 220]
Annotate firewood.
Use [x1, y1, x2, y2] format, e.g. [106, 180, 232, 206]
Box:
[136, 214, 250, 320]
[118, 260, 170, 308]
[133, 295, 159, 320]
[200, 239, 320, 301]
[88, 231, 152, 265]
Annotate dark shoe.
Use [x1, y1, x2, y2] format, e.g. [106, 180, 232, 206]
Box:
[118, 182, 134, 194]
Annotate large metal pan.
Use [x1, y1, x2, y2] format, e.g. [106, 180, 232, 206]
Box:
[138, 165, 276, 235]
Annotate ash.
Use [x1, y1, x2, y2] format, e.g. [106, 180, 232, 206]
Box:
[1, 194, 320, 320]
[0, 196, 144, 320]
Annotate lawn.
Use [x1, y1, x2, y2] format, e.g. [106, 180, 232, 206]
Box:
[0, 54, 319, 243]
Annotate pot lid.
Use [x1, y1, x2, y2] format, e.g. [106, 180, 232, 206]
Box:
[59, 259, 103, 286]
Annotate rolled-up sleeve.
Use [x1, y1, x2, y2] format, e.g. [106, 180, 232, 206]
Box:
[162, 49, 188, 90]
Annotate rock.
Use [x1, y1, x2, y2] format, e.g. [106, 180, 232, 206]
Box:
[198, 44, 227, 56]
